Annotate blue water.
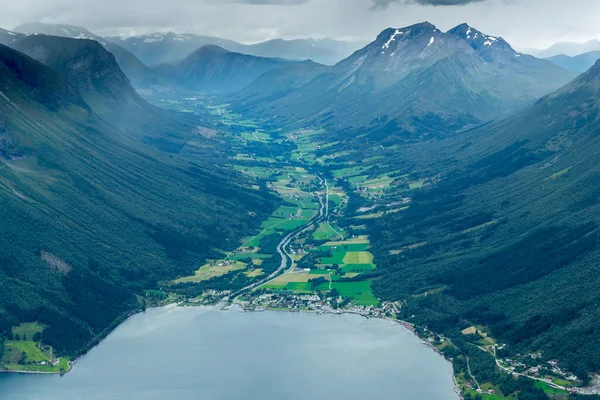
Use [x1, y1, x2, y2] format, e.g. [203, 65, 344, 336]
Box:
[0, 306, 458, 400]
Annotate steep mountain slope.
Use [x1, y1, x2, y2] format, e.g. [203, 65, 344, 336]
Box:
[368, 60, 600, 377]
[11, 35, 141, 108]
[103, 42, 173, 88]
[234, 60, 328, 106]
[232, 22, 575, 138]
[5, 34, 190, 148]
[0, 43, 276, 356]
[169, 45, 291, 93]
[11, 22, 172, 89]
[546, 50, 600, 72]
[0, 27, 21, 46]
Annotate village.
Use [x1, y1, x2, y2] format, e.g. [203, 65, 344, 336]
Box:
[235, 292, 402, 319]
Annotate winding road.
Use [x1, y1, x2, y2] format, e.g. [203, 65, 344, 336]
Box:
[228, 173, 328, 299]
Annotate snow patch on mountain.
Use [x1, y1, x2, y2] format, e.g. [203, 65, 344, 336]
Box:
[382, 29, 403, 51]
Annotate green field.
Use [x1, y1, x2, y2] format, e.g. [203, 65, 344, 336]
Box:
[328, 194, 344, 205]
[284, 282, 313, 292]
[317, 281, 379, 306]
[320, 249, 347, 265]
[332, 166, 370, 178]
[533, 381, 569, 395]
[1, 340, 70, 373]
[333, 243, 370, 252]
[312, 223, 343, 241]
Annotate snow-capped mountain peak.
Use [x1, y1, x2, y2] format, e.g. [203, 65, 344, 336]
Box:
[447, 23, 513, 53]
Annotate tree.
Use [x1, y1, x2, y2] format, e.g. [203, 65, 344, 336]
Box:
[33, 332, 41, 342]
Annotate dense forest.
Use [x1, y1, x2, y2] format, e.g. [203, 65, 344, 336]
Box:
[0, 42, 279, 356]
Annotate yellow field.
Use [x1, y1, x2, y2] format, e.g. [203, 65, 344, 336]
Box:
[344, 251, 374, 264]
[245, 268, 264, 278]
[268, 272, 329, 285]
[324, 236, 370, 246]
[461, 326, 478, 335]
[355, 212, 384, 220]
[175, 261, 246, 283]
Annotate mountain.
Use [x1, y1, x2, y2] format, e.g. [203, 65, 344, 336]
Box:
[5, 26, 289, 95]
[0, 27, 21, 46]
[109, 32, 359, 66]
[11, 22, 171, 89]
[10, 35, 141, 107]
[240, 38, 347, 65]
[368, 59, 600, 378]
[0, 43, 275, 356]
[13, 22, 107, 45]
[234, 60, 328, 106]
[5, 34, 188, 147]
[107, 32, 241, 66]
[232, 22, 576, 139]
[546, 50, 600, 72]
[168, 45, 291, 93]
[530, 39, 600, 58]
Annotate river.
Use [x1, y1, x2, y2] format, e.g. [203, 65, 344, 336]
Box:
[0, 306, 459, 400]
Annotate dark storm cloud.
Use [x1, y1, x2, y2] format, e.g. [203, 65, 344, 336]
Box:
[0, 0, 599, 50]
[372, 0, 487, 8]
[235, 0, 308, 3]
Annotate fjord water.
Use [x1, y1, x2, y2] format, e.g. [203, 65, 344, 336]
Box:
[0, 307, 458, 400]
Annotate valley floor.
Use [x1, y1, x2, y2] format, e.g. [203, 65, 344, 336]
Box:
[6, 93, 592, 399]
[141, 96, 592, 399]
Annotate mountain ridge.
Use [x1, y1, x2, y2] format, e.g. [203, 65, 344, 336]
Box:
[232, 22, 576, 139]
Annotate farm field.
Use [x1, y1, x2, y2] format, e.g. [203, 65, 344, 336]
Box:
[175, 261, 247, 283]
[1, 323, 70, 373]
[344, 251, 374, 265]
[316, 281, 379, 306]
[312, 222, 344, 241]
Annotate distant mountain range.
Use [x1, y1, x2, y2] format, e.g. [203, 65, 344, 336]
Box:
[526, 38, 600, 58]
[4, 24, 306, 94]
[12, 22, 360, 66]
[13, 22, 108, 44]
[108, 32, 358, 66]
[546, 50, 600, 72]
[233, 22, 576, 139]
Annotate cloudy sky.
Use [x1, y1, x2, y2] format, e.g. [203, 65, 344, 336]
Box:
[0, 0, 598, 50]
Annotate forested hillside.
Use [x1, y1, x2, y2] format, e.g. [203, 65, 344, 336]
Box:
[367, 59, 600, 378]
[0, 43, 277, 356]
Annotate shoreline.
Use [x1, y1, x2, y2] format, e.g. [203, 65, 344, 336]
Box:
[1, 301, 462, 399]
[0, 363, 72, 375]
[235, 303, 463, 399]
